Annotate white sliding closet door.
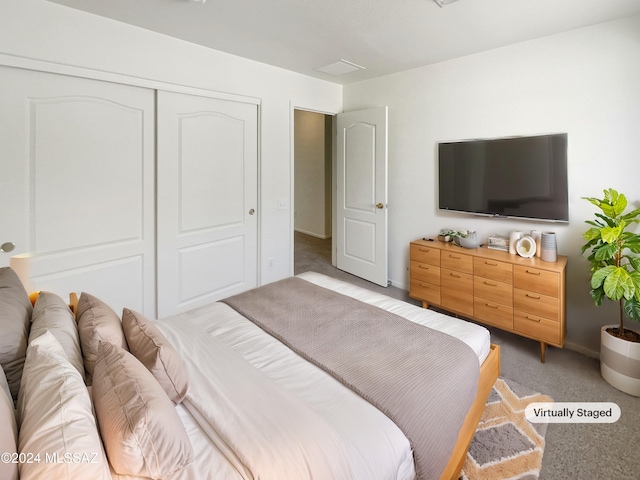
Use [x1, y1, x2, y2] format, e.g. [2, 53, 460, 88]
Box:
[156, 91, 258, 317]
[0, 66, 156, 315]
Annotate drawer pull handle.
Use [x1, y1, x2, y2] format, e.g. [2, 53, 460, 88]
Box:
[525, 315, 541, 323]
[526, 293, 541, 299]
[485, 261, 498, 266]
[449, 273, 461, 278]
[485, 303, 499, 309]
[449, 254, 461, 259]
[419, 283, 431, 288]
[525, 270, 541, 276]
[419, 265, 430, 270]
[484, 281, 497, 286]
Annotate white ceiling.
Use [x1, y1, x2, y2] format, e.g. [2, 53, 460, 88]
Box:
[47, 0, 640, 84]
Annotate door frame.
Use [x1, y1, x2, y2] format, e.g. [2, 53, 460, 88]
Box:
[289, 102, 340, 276]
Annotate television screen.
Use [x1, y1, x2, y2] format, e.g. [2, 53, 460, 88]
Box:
[438, 133, 568, 222]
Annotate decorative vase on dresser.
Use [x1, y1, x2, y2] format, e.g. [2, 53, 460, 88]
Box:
[409, 239, 567, 363]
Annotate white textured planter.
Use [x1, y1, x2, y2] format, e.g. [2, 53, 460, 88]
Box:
[600, 325, 640, 396]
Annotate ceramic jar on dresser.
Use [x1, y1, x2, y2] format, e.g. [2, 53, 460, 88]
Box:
[409, 239, 567, 362]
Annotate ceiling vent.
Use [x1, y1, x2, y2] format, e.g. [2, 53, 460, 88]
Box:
[314, 59, 365, 76]
[433, 0, 460, 7]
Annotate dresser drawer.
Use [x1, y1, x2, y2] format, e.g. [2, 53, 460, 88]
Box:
[474, 298, 513, 330]
[474, 257, 513, 284]
[410, 244, 441, 266]
[474, 277, 513, 306]
[441, 268, 473, 295]
[442, 290, 473, 317]
[441, 268, 473, 316]
[410, 279, 441, 306]
[514, 266, 559, 297]
[514, 288, 559, 320]
[410, 261, 440, 286]
[441, 251, 473, 274]
[514, 310, 560, 345]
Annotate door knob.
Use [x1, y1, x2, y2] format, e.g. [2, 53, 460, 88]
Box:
[376, 203, 384, 209]
[0, 242, 15, 253]
[249, 209, 255, 215]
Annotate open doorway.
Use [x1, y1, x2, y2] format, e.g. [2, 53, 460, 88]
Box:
[293, 109, 334, 275]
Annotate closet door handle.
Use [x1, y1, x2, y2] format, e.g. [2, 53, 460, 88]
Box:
[249, 209, 255, 215]
[0, 242, 15, 253]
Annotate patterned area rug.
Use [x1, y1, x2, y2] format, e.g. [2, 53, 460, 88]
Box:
[460, 377, 553, 480]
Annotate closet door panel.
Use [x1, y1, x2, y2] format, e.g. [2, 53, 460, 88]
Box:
[157, 91, 258, 317]
[0, 66, 155, 316]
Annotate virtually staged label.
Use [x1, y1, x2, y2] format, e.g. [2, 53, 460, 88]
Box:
[525, 402, 621, 423]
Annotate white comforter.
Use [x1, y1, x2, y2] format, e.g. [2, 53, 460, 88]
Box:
[117, 272, 490, 480]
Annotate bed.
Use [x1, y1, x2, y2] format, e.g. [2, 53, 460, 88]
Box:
[0, 267, 499, 480]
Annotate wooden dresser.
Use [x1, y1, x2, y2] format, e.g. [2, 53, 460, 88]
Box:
[409, 239, 567, 362]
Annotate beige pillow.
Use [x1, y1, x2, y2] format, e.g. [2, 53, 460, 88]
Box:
[0, 366, 18, 480]
[76, 292, 128, 384]
[30, 291, 85, 381]
[17, 331, 111, 480]
[0, 267, 33, 401]
[92, 341, 193, 478]
[122, 308, 189, 404]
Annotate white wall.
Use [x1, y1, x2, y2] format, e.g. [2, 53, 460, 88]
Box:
[294, 110, 331, 238]
[343, 15, 640, 355]
[0, 0, 342, 285]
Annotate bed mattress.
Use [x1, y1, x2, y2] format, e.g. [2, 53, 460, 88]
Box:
[120, 272, 491, 480]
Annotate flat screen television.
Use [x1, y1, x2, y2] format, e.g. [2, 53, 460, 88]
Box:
[438, 133, 568, 222]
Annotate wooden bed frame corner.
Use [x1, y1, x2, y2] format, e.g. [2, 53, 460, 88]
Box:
[69, 292, 79, 316]
[439, 343, 500, 480]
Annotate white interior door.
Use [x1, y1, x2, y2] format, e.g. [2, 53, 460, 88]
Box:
[157, 91, 258, 317]
[336, 107, 388, 287]
[0, 65, 156, 315]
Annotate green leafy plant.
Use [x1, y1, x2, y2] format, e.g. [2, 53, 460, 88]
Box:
[582, 189, 640, 340]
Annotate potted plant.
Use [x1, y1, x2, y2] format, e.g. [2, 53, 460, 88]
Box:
[582, 188, 640, 395]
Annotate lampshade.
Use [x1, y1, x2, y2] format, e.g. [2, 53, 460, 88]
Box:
[10, 253, 34, 294]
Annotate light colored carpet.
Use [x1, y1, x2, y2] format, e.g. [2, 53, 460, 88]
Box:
[461, 378, 552, 480]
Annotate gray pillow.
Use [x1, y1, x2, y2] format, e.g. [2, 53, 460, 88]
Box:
[0, 366, 18, 480]
[30, 291, 85, 381]
[76, 292, 128, 385]
[0, 267, 33, 401]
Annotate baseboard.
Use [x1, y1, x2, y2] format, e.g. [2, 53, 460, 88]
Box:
[389, 279, 408, 291]
[564, 341, 600, 360]
[294, 228, 331, 240]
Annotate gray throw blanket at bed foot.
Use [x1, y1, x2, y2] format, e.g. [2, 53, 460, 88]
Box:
[222, 277, 479, 480]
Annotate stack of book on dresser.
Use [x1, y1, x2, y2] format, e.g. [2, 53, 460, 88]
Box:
[487, 235, 510, 252]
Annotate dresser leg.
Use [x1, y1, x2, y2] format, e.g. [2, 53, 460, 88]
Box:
[422, 301, 429, 309]
[540, 342, 546, 363]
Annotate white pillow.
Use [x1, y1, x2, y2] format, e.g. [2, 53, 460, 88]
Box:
[17, 331, 111, 480]
[30, 291, 85, 381]
[0, 366, 18, 480]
